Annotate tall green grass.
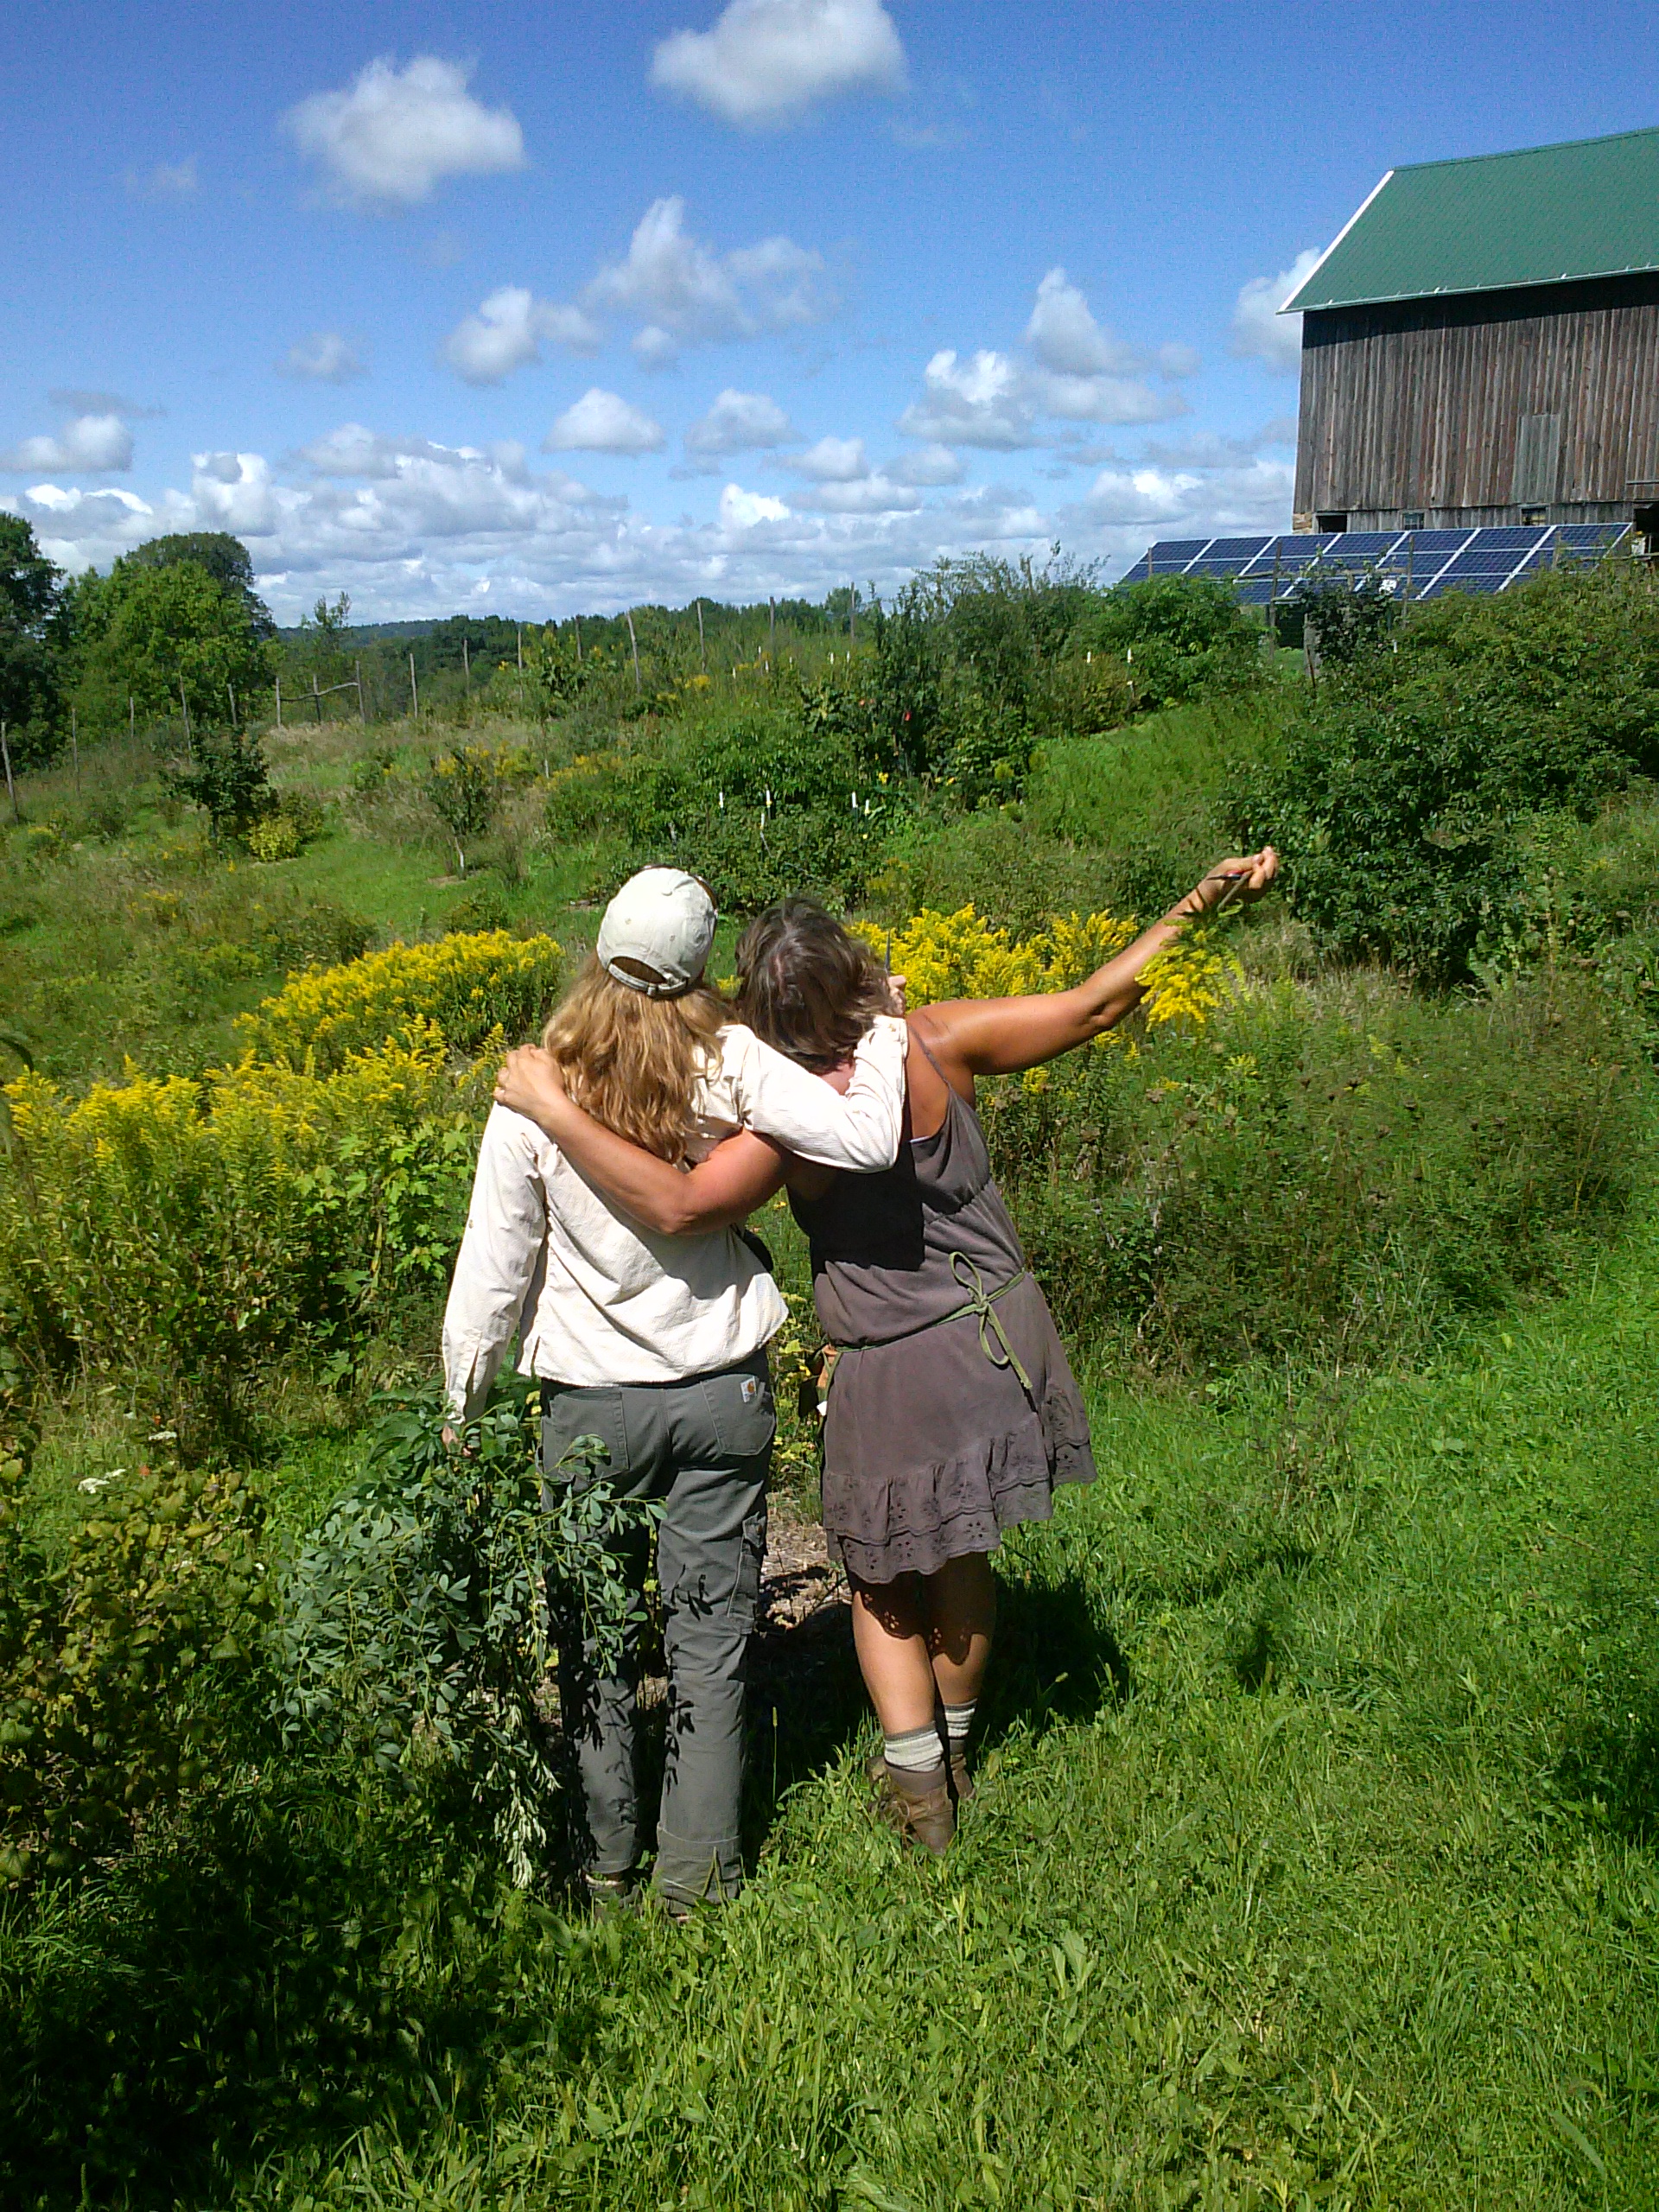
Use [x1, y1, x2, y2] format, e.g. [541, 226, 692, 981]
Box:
[4, 1239, 1655, 2206]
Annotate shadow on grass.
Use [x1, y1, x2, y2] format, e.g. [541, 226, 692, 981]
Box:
[0, 1783, 582, 2210]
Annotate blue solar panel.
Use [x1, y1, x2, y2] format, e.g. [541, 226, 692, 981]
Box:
[1131, 520, 1629, 604]
[1439, 550, 1528, 575]
[1426, 573, 1507, 596]
[1469, 526, 1550, 551]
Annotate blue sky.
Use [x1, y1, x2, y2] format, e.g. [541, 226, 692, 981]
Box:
[3, 0, 1656, 621]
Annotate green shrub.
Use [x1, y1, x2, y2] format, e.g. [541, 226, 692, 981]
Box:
[1244, 567, 1659, 983]
[0, 1440, 266, 1885]
[273, 1381, 651, 1885]
[1071, 575, 1264, 710]
[986, 962, 1645, 1370]
[0, 1043, 483, 1391]
[545, 709, 893, 911]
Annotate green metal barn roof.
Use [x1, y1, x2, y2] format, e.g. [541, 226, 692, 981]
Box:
[1281, 125, 1659, 314]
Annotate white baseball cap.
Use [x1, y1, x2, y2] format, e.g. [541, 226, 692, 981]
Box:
[596, 867, 717, 997]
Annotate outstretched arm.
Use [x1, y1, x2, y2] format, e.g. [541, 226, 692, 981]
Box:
[918, 849, 1278, 1081]
[493, 1053, 791, 1234]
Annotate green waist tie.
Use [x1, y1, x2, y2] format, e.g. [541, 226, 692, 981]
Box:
[836, 1253, 1035, 1402]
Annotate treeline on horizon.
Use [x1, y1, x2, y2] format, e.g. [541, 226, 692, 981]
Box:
[0, 514, 899, 765]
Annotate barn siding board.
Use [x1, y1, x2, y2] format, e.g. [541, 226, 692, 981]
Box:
[1293, 270, 1659, 524]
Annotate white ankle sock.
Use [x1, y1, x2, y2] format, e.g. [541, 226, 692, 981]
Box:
[883, 1722, 944, 1773]
[943, 1700, 976, 1750]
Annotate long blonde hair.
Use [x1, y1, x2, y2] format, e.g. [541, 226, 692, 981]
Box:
[542, 954, 728, 1160]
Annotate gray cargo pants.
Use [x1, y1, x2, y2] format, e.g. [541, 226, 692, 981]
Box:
[541, 1350, 772, 1910]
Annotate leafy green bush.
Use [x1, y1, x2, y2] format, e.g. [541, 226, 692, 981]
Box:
[545, 708, 893, 911]
[1244, 567, 1659, 983]
[167, 725, 275, 842]
[0, 1439, 266, 1885]
[273, 1381, 650, 1885]
[1072, 575, 1264, 711]
[0, 1042, 483, 1393]
[986, 962, 1644, 1371]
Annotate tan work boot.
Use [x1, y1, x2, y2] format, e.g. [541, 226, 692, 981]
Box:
[869, 1755, 956, 1855]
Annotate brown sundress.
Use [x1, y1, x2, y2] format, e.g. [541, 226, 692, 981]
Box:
[791, 1040, 1096, 1583]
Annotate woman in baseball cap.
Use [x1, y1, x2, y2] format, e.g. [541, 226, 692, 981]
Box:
[442, 867, 908, 1916]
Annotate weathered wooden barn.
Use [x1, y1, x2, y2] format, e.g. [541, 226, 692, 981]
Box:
[1285, 126, 1659, 541]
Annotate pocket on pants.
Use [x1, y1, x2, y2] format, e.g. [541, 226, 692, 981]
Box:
[540, 1389, 627, 1492]
[729, 1503, 768, 1629]
[701, 1363, 776, 1465]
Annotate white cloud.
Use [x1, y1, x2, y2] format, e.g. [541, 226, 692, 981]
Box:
[720, 483, 792, 529]
[1036, 370, 1186, 427]
[190, 451, 285, 537]
[899, 349, 1036, 449]
[890, 442, 963, 486]
[1025, 267, 1140, 378]
[442, 287, 601, 385]
[544, 390, 665, 455]
[1231, 248, 1322, 372]
[789, 435, 868, 480]
[124, 156, 198, 200]
[651, 0, 906, 128]
[796, 472, 920, 514]
[0, 414, 135, 473]
[586, 196, 834, 363]
[282, 331, 366, 383]
[684, 389, 796, 455]
[283, 56, 525, 211]
[902, 270, 1192, 448]
[1069, 454, 1294, 536]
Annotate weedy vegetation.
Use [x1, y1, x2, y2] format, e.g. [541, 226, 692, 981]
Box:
[0, 529, 1656, 2207]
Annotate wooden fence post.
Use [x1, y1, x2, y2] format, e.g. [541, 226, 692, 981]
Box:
[356, 657, 367, 724]
[275, 675, 283, 729]
[696, 597, 705, 670]
[1, 721, 17, 823]
[625, 608, 642, 693]
[179, 678, 194, 761]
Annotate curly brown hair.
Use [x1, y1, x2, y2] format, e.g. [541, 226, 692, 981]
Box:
[734, 899, 893, 1071]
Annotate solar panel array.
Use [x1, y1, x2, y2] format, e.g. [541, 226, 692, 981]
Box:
[1131, 523, 1630, 605]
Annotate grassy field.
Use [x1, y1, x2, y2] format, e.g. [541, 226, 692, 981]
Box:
[2, 645, 1656, 2208]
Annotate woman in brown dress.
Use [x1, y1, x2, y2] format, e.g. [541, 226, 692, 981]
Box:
[495, 847, 1277, 1853]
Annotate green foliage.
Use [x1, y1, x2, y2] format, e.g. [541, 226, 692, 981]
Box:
[984, 962, 1644, 1371]
[0, 515, 65, 766]
[1247, 567, 1659, 982]
[168, 724, 275, 841]
[71, 556, 276, 738]
[123, 531, 275, 639]
[545, 709, 893, 911]
[274, 1379, 651, 1885]
[1282, 567, 1399, 664]
[0, 1043, 482, 1401]
[1073, 572, 1264, 709]
[0, 1439, 266, 1885]
[424, 745, 509, 873]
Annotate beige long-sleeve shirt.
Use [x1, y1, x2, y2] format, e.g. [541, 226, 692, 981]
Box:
[441, 1015, 907, 1414]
